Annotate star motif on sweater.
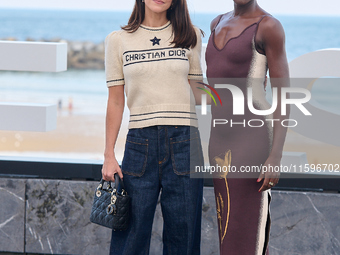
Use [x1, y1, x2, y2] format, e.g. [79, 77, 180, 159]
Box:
[150, 37, 161, 46]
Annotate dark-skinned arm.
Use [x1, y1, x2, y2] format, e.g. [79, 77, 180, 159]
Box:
[256, 17, 290, 192]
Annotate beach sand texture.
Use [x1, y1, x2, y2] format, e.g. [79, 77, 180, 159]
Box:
[0, 114, 128, 161]
[0, 113, 339, 168]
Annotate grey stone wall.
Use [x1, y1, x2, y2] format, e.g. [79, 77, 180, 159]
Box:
[0, 179, 25, 253]
[269, 191, 340, 255]
[0, 178, 339, 255]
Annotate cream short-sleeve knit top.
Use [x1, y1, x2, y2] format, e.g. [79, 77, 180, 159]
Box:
[105, 21, 203, 129]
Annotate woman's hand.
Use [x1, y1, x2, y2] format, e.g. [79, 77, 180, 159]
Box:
[257, 155, 281, 192]
[102, 156, 123, 182]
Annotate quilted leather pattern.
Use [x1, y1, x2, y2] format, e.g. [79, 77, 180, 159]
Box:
[90, 187, 131, 231]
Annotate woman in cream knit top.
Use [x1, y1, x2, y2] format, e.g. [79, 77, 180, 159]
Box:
[101, 0, 205, 254]
[105, 21, 203, 128]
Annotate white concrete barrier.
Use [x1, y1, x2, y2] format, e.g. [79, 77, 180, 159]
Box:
[0, 41, 67, 132]
[0, 102, 57, 132]
[0, 41, 67, 72]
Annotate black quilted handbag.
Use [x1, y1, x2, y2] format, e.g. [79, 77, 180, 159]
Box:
[90, 174, 131, 231]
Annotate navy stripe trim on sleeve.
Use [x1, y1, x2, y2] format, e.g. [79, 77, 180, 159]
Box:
[107, 79, 124, 83]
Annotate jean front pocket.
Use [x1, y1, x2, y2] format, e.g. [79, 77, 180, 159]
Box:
[170, 132, 204, 176]
[121, 136, 148, 177]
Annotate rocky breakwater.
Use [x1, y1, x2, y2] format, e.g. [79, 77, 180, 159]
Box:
[1, 38, 106, 70]
[67, 40, 105, 70]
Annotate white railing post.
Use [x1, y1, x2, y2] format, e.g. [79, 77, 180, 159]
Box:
[0, 41, 67, 132]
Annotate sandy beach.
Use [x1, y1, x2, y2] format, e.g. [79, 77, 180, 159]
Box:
[0, 114, 128, 162]
[1, 112, 339, 168]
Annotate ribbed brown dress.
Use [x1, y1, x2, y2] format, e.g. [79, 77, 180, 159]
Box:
[206, 15, 272, 255]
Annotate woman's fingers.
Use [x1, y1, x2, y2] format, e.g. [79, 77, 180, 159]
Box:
[257, 171, 265, 183]
[116, 168, 124, 180]
[101, 159, 123, 182]
[259, 179, 270, 192]
[102, 168, 115, 182]
[258, 175, 280, 192]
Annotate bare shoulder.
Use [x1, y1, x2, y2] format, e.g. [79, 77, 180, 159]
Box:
[256, 14, 286, 54]
[210, 11, 233, 32]
[259, 15, 285, 36]
[210, 15, 222, 32]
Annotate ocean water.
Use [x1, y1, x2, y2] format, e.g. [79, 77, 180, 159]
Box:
[0, 69, 108, 115]
[1, 9, 340, 60]
[0, 9, 340, 115]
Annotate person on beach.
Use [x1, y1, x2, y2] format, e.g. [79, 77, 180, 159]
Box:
[101, 0, 204, 254]
[205, 0, 289, 254]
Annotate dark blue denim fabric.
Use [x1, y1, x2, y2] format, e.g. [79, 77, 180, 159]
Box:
[109, 125, 204, 255]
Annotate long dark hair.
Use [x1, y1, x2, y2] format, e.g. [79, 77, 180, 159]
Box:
[122, 0, 201, 49]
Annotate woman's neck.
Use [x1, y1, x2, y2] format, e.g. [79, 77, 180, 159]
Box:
[233, 0, 257, 17]
[142, 9, 169, 27]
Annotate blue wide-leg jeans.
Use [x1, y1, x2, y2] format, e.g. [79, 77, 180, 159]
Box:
[109, 125, 204, 255]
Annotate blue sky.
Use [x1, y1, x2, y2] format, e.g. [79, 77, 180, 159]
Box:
[0, 0, 339, 16]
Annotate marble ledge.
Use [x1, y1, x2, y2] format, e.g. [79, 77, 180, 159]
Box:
[25, 179, 111, 255]
[0, 178, 339, 255]
[0, 178, 26, 253]
[269, 190, 340, 255]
